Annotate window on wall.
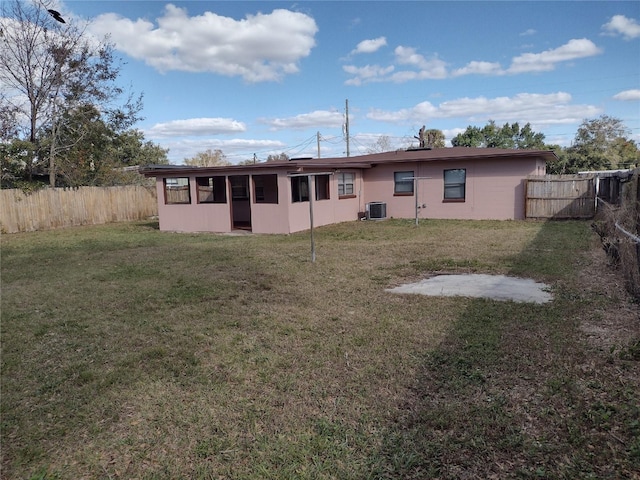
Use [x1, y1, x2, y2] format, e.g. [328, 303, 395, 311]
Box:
[315, 175, 330, 201]
[291, 176, 309, 203]
[164, 177, 191, 204]
[196, 176, 226, 203]
[338, 172, 355, 197]
[444, 169, 466, 201]
[394, 171, 414, 195]
[253, 174, 278, 204]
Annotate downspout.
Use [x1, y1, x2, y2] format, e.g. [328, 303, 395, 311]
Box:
[358, 171, 363, 214]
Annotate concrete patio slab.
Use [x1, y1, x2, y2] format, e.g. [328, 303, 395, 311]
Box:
[386, 274, 553, 304]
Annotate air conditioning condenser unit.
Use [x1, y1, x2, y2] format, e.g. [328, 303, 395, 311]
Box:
[366, 202, 387, 220]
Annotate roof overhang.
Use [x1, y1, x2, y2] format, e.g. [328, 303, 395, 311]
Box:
[141, 147, 557, 177]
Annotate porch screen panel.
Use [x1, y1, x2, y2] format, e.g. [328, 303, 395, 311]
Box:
[164, 177, 191, 204]
[253, 174, 278, 204]
[196, 176, 226, 203]
[291, 176, 309, 203]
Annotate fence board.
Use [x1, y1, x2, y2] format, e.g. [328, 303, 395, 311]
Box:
[0, 185, 157, 233]
[526, 174, 595, 219]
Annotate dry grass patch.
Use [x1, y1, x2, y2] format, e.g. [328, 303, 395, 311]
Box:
[2, 219, 638, 479]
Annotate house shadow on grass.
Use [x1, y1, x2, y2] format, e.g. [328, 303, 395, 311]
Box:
[367, 219, 640, 479]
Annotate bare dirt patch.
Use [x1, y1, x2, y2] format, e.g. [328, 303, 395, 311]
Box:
[578, 244, 640, 353]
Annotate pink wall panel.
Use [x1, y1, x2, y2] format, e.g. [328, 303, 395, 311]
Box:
[360, 159, 538, 221]
[156, 178, 232, 233]
[250, 175, 291, 234]
[286, 172, 364, 233]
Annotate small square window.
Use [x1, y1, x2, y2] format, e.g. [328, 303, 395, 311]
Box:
[394, 171, 414, 195]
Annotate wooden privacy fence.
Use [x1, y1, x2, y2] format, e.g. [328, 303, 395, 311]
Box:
[0, 185, 157, 233]
[526, 174, 596, 219]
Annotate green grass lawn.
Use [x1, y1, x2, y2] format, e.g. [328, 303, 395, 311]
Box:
[1, 219, 638, 479]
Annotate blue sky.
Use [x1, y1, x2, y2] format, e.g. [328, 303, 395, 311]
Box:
[60, 1, 640, 164]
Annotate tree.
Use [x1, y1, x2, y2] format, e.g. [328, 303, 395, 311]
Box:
[544, 144, 570, 175]
[423, 129, 445, 148]
[451, 126, 485, 147]
[367, 135, 393, 153]
[481, 121, 512, 148]
[610, 137, 640, 169]
[516, 123, 546, 149]
[0, 0, 145, 185]
[184, 149, 231, 167]
[111, 130, 169, 167]
[0, 92, 20, 141]
[1, 139, 36, 188]
[564, 115, 639, 172]
[47, 104, 168, 186]
[266, 152, 290, 162]
[451, 121, 546, 149]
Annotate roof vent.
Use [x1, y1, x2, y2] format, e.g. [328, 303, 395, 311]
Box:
[290, 157, 313, 161]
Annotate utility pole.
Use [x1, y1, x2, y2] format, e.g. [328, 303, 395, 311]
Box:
[317, 131, 321, 158]
[345, 99, 350, 157]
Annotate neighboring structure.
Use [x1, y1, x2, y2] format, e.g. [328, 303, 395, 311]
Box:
[142, 147, 554, 234]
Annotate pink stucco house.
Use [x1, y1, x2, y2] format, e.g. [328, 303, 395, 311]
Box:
[142, 147, 553, 234]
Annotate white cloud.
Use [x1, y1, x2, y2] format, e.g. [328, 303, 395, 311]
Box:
[602, 14, 640, 40]
[393, 46, 447, 79]
[88, 5, 318, 82]
[259, 110, 344, 130]
[343, 47, 446, 85]
[367, 101, 438, 122]
[367, 92, 601, 126]
[452, 61, 504, 77]
[343, 64, 395, 86]
[351, 37, 387, 54]
[520, 28, 537, 36]
[344, 37, 602, 85]
[158, 138, 286, 164]
[146, 118, 246, 137]
[508, 38, 602, 74]
[613, 89, 640, 101]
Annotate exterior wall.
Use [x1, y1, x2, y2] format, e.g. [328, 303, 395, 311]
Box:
[286, 170, 364, 233]
[362, 163, 418, 219]
[362, 158, 540, 221]
[156, 177, 232, 233]
[156, 172, 289, 234]
[152, 156, 544, 233]
[250, 175, 291, 234]
[154, 170, 364, 234]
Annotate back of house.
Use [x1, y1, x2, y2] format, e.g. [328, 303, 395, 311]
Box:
[142, 147, 553, 234]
